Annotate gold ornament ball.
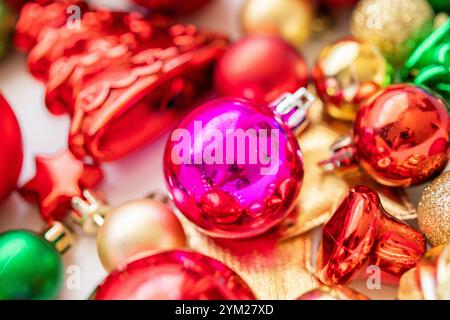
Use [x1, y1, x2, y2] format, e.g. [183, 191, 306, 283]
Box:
[241, 0, 314, 47]
[350, 0, 434, 66]
[312, 37, 392, 121]
[418, 171, 450, 247]
[297, 285, 369, 300]
[96, 198, 187, 272]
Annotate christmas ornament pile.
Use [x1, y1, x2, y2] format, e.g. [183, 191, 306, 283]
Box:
[0, 0, 449, 301]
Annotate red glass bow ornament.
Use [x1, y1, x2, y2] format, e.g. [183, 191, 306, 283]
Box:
[316, 185, 426, 286]
[20, 150, 103, 221]
[15, 1, 228, 162]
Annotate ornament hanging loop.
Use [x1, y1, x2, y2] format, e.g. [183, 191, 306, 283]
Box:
[70, 190, 110, 235]
[271, 87, 315, 132]
[40, 221, 74, 254]
[318, 134, 358, 172]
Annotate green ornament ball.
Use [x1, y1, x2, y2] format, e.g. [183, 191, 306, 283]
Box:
[0, 230, 64, 300]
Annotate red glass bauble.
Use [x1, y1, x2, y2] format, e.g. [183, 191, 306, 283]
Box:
[214, 35, 308, 104]
[316, 186, 426, 285]
[94, 250, 256, 300]
[0, 94, 23, 201]
[354, 84, 449, 187]
[132, 0, 212, 15]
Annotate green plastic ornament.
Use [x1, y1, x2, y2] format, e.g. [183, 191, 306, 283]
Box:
[0, 222, 72, 300]
[401, 19, 450, 106]
[0, 0, 14, 59]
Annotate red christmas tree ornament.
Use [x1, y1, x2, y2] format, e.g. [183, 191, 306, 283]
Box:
[15, 1, 228, 162]
[132, 0, 212, 15]
[320, 84, 449, 187]
[19, 149, 103, 221]
[214, 35, 308, 104]
[94, 250, 256, 300]
[0, 93, 23, 201]
[316, 186, 426, 286]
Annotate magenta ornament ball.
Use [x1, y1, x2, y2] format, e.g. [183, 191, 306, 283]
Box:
[164, 97, 304, 238]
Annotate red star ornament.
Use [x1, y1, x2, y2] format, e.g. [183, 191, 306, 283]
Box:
[19, 149, 103, 221]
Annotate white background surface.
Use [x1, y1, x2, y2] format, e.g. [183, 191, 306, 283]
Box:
[0, 0, 443, 300]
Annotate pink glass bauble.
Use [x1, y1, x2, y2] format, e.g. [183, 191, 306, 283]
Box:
[94, 250, 256, 300]
[214, 35, 308, 104]
[354, 84, 449, 187]
[164, 94, 308, 238]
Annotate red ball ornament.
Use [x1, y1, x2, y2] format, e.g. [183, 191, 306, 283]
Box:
[321, 84, 449, 187]
[0, 94, 22, 201]
[132, 0, 212, 15]
[214, 35, 308, 104]
[94, 250, 256, 300]
[354, 84, 449, 186]
[316, 186, 426, 285]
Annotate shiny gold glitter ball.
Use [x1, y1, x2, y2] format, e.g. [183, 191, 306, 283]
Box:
[418, 172, 450, 247]
[350, 0, 434, 66]
[241, 0, 314, 46]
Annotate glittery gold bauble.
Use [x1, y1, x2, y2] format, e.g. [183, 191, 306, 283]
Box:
[241, 0, 313, 46]
[418, 171, 450, 247]
[398, 245, 450, 300]
[312, 37, 392, 121]
[297, 285, 369, 300]
[350, 0, 434, 66]
[97, 199, 186, 272]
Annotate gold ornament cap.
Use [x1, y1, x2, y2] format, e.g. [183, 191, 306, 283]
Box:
[40, 221, 74, 254]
